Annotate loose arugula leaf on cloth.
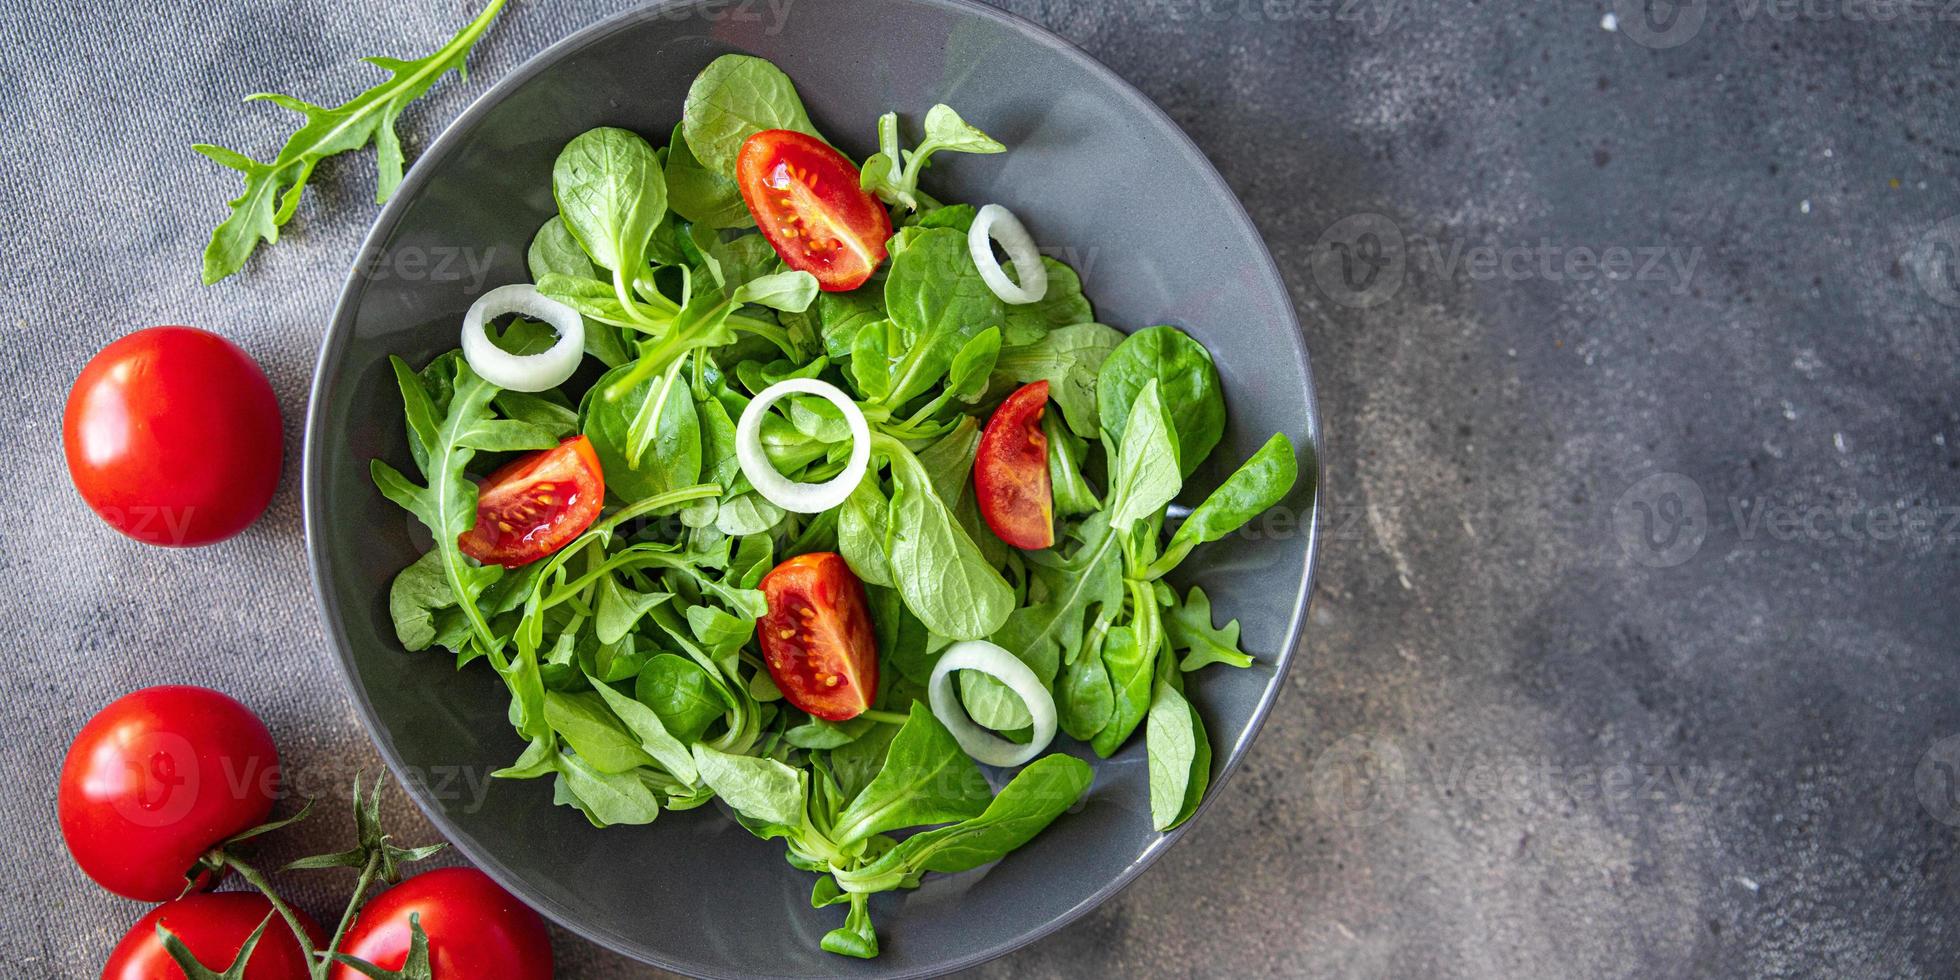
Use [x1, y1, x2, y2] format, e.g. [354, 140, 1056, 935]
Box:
[861, 104, 1007, 212]
[1097, 325, 1226, 478]
[682, 54, 822, 177]
[832, 754, 1094, 893]
[195, 0, 508, 283]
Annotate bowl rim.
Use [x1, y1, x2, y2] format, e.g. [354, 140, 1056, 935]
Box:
[303, 0, 1323, 975]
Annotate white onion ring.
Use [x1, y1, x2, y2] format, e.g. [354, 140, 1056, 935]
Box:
[460, 283, 585, 392]
[928, 640, 1058, 767]
[735, 378, 871, 514]
[968, 203, 1049, 305]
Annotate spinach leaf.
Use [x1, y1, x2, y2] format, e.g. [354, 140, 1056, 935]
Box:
[692, 744, 807, 828]
[664, 123, 753, 228]
[832, 754, 1094, 893]
[635, 654, 726, 743]
[999, 258, 1092, 345]
[552, 127, 667, 278]
[528, 214, 599, 280]
[556, 748, 661, 826]
[1044, 412, 1100, 518]
[839, 474, 896, 587]
[829, 703, 991, 845]
[1104, 380, 1183, 532]
[682, 55, 820, 177]
[1089, 625, 1152, 758]
[1150, 432, 1297, 575]
[1164, 586, 1253, 671]
[821, 894, 879, 959]
[883, 439, 1013, 640]
[587, 673, 697, 783]
[817, 290, 887, 361]
[1145, 679, 1211, 831]
[994, 323, 1125, 438]
[543, 691, 659, 774]
[195, 0, 508, 282]
[1097, 326, 1225, 477]
[881, 227, 1004, 406]
[784, 716, 874, 750]
[494, 389, 581, 439]
[593, 576, 669, 645]
[827, 722, 899, 807]
[732, 270, 820, 312]
[582, 361, 702, 503]
[860, 104, 1006, 212]
[1057, 629, 1115, 741]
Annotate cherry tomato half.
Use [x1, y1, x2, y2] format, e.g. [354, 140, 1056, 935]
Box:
[757, 553, 879, 721]
[975, 381, 1055, 550]
[63, 326, 283, 546]
[736, 130, 892, 291]
[103, 892, 324, 980]
[457, 435, 605, 568]
[59, 686, 280, 902]
[329, 868, 552, 980]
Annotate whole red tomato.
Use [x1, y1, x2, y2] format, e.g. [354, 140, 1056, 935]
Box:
[330, 867, 552, 980]
[64, 325, 283, 546]
[103, 892, 323, 980]
[59, 686, 280, 902]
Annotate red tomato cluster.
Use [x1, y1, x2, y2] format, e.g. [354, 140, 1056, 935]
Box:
[63, 687, 554, 979]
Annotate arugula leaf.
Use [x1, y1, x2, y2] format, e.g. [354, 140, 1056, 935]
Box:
[829, 703, 991, 845]
[682, 55, 821, 177]
[994, 322, 1125, 438]
[194, 0, 508, 283]
[372, 356, 552, 655]
[1105, 380, 1183, 532]
[1149, 433, 1297, 576]
[1097, 326, 1226, 478]
[1164, 586, 1254, 671]
[1145, 679, 1211, 831]
[832, 754, 1094, 894]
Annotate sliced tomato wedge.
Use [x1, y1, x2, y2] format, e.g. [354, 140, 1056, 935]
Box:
[975, 381, 1055, 550]
[457, 436, 604, 568]
[736, 130, 892, 291]
[757, 553, 878, 721]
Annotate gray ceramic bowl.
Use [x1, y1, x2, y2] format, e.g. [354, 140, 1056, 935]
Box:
[305, 0, 1321, 975]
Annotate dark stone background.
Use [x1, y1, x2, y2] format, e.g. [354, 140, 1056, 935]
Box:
[2, 0, 1955, 976]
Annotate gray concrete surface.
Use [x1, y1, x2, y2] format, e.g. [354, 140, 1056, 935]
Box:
[3, 0, 1957, 976]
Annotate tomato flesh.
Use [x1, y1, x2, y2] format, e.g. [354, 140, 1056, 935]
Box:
[758, 553, 879, 721]
[330, 867, 552, 980]
[104, 892, 323, 980]
[63, 326, 283, 546]
[736, 130, 892, 291]
[59, 686, 279, 902]
[458, 435, 605, 567]
[975, 381, 1055, 550]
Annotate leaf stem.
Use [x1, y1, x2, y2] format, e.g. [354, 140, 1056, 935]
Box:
[859, 709, 910, 727]
[223, 854, 321, 971]
[321, 849, 386, 975]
